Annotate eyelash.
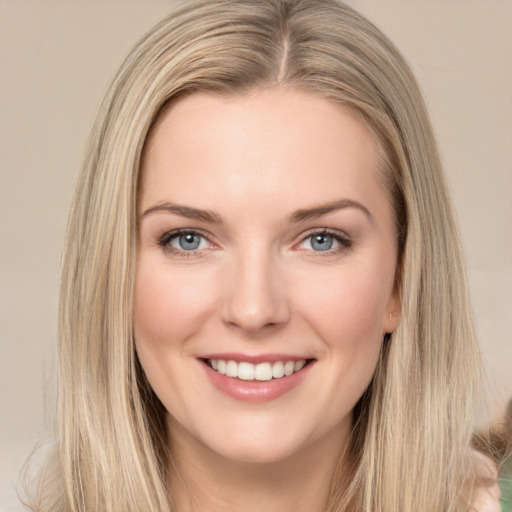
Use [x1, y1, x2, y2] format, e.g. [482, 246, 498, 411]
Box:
[297, 228, 353, 256]
[157, 228, 353, 258]
[157, 229, 210, 258]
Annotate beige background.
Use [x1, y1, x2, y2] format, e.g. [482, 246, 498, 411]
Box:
[1, 1, 511, 509]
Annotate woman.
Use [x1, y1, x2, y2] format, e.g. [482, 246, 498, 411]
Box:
[26, 0, 502, 510]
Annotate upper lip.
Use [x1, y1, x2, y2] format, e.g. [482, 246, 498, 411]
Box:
[198, 352, 314, 364]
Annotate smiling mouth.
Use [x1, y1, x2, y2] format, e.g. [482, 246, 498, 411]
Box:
[204, 358, 313, 381]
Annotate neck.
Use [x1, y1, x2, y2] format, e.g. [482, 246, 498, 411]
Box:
[167, 418, 351, 512]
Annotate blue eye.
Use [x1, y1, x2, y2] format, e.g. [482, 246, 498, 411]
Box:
[173, 232, 203, 251]
[310, 233, 334, 251]
[158, 230, 210, 254]
[298, 230, 352, 254]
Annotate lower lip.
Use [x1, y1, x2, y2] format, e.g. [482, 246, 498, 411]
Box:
[200, 360, 314, 403]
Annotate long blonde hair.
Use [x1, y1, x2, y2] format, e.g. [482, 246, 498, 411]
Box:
[28, 1, 484, 510]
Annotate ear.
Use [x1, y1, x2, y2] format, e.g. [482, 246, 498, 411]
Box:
[383, 284, 401, 334]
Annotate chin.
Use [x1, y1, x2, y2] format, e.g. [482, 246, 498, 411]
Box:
[198, 417, 324, 466]
[167, 411, 307, 465]
[209, 437, 303, 465]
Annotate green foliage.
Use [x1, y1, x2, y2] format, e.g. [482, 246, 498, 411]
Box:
[500, 456, 512, 512]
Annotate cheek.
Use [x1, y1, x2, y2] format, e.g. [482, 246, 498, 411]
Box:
[132, 257, 215, 414]
[297, 263, 389, 411]
[133, 257, 214, 348]
[296, 260, 392, 349]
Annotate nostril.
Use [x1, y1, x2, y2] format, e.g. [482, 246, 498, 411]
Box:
[219, 269, 291, 333]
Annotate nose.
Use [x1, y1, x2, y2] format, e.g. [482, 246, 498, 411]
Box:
[220, 249, 291, 335]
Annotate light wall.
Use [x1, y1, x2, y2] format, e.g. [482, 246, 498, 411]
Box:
[1, 1, 511, 509]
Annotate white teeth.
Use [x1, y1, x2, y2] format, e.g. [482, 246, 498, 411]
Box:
[208, 358, 308, 381]
[294, 360, 306, 371]
[272, 361, 285, 378]
[238, 361, 255, 381]
[226, 360, 238, 377]
[254, 362, 273, 381]
[284, 361, 295, 376]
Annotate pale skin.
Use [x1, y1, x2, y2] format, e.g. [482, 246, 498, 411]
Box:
[134, 88, 401, 512]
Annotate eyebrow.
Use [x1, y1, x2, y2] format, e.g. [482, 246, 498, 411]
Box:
[140, 198, 371, 224]
[141, 202, 223, 224]
[287, 198, 372, 223]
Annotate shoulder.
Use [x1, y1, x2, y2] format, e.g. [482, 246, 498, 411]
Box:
[467, 451, 501, 512]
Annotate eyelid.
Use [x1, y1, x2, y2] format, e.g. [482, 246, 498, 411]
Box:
[294, 227, 353, 254]
[297, 227, 352, 242]
[157, 228, 217, 257]
[156, 226, 353, 258]
[158, 227, 211, 245]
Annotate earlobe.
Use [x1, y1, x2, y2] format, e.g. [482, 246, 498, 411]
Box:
[384, 291, 401, 334]
[384, 310, 400, 334]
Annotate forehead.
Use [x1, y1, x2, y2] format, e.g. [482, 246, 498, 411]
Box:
[139, 88, 389, 219]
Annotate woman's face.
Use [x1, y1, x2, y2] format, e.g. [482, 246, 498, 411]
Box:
[135, 89, 400, 463]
